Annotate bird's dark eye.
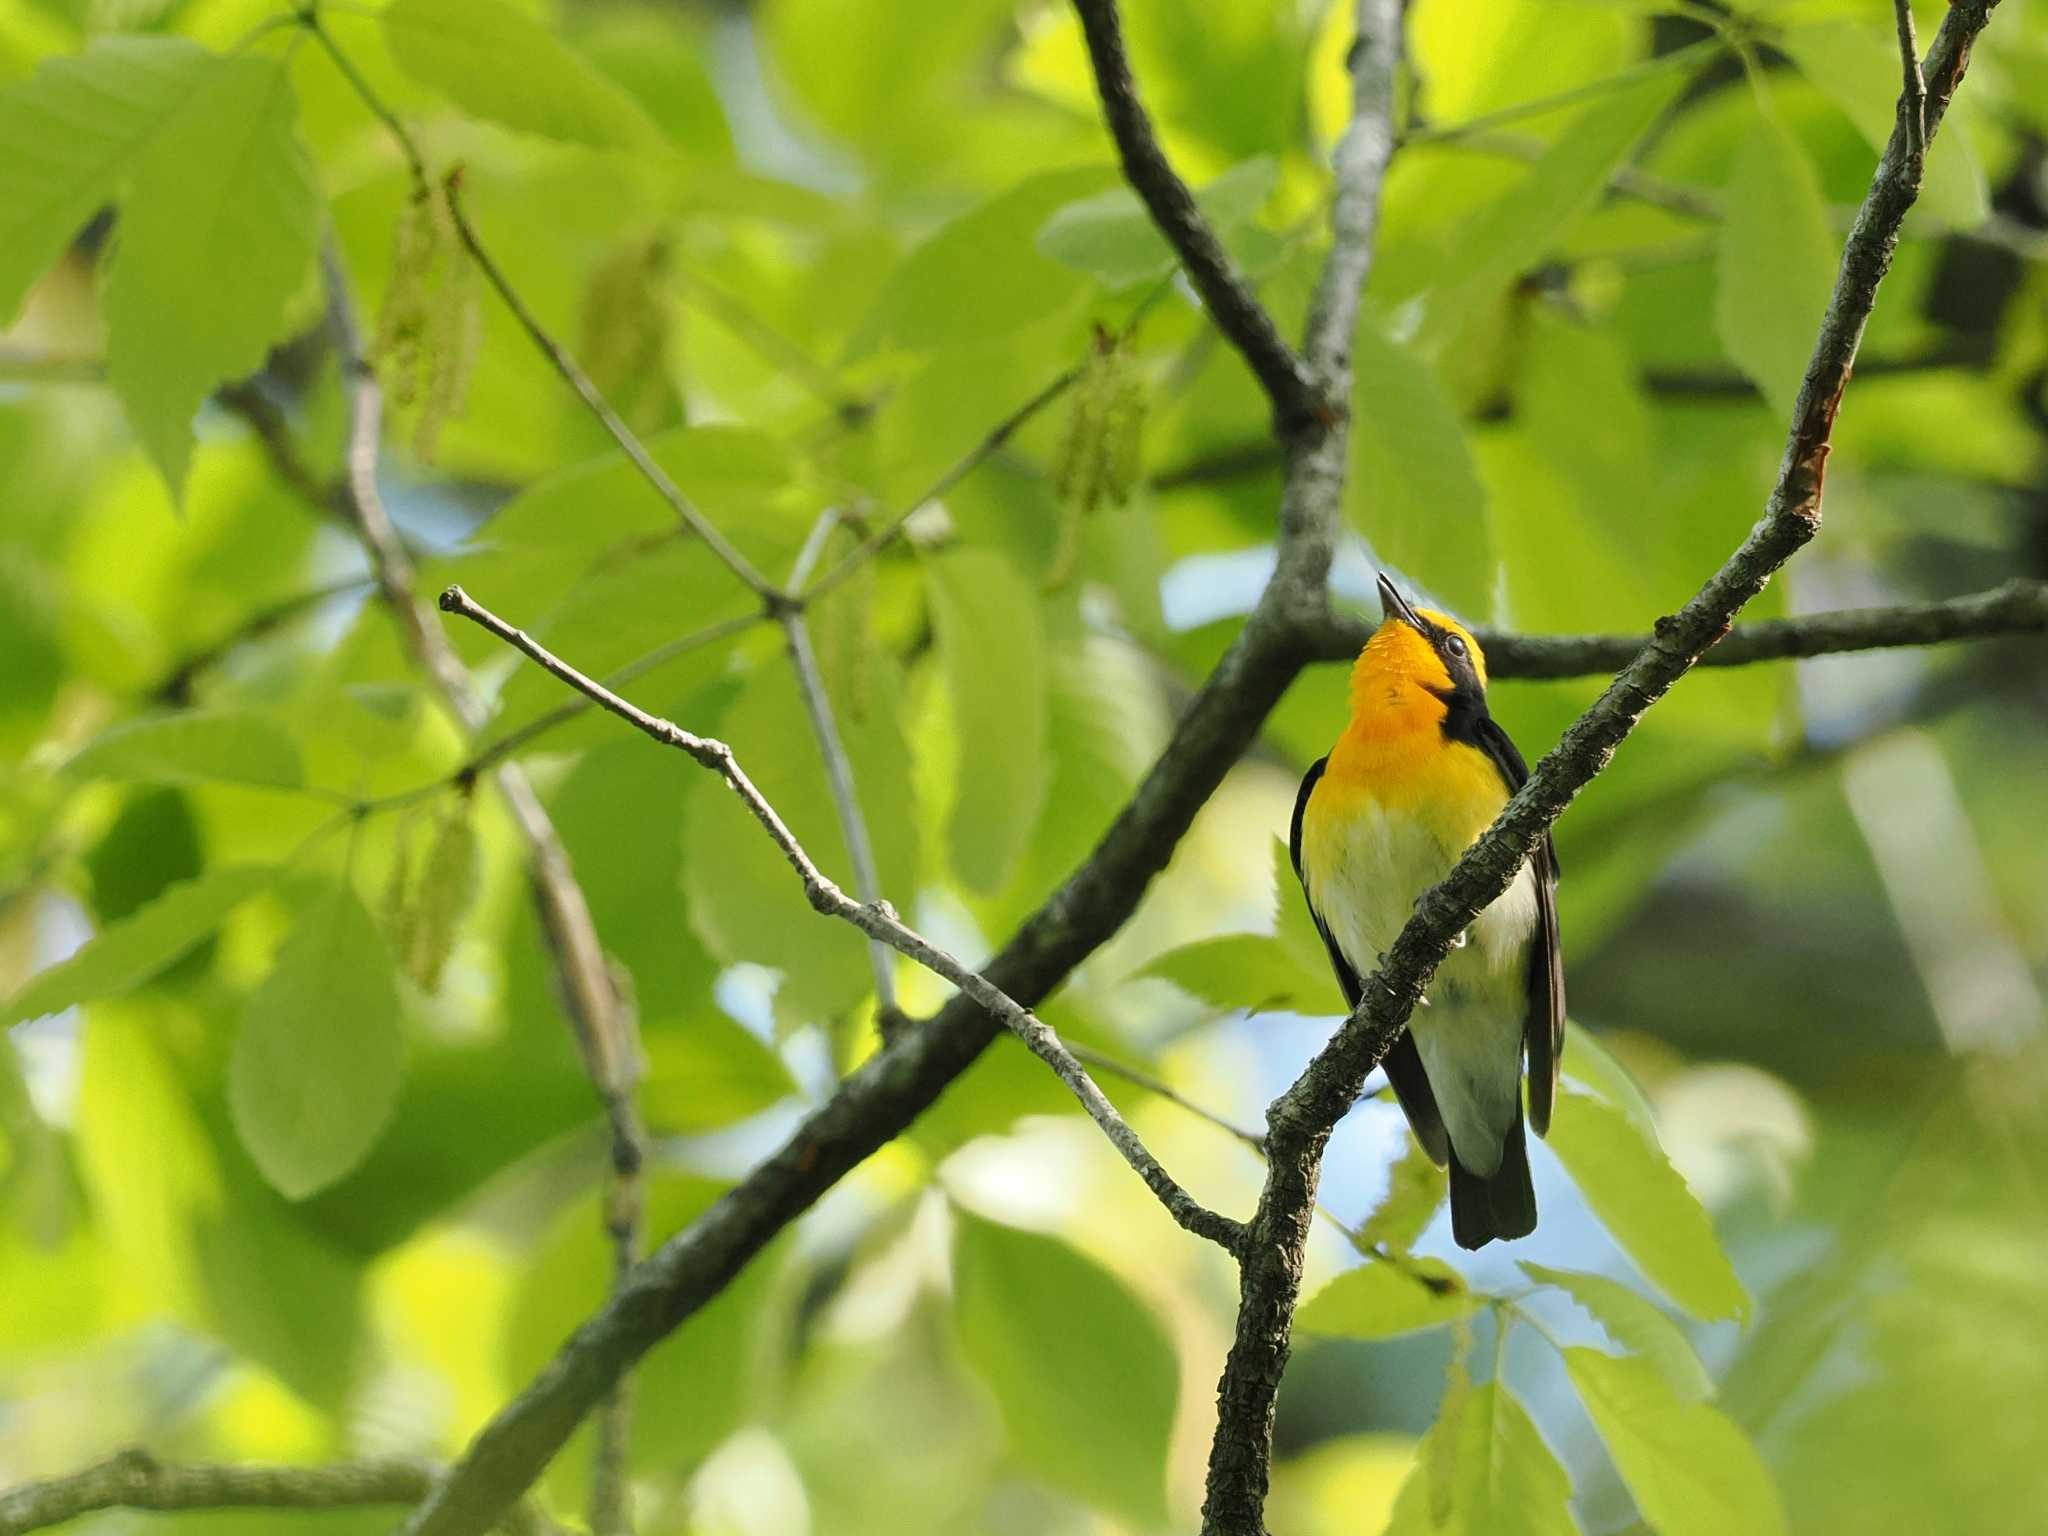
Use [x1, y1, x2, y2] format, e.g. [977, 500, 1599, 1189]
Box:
[1444, 633, 1468, 659]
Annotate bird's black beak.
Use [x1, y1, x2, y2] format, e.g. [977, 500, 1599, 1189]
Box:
[1377, 573, 1425, 632]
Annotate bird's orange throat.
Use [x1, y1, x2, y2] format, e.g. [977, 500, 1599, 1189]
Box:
[1326, 618, 1455, 787]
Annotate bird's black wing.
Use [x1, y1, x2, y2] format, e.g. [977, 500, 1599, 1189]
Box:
[1466, 717, 1566, 1137]
[1292, 757, 1451, 1166]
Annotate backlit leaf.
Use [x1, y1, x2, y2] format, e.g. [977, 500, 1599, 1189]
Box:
[639, 1016, 797, 1133]
[382, 0, 663, 150]
[1037, 156, 1278, 289]
[1, 866, 273, 1026]
[64, 709, 302, 790]
[927, 550, 1049, 892]
[1714, 107, 1837, 421]
[1565, 1347, 1787, 1536]
[229, 882, 403, 1200]
[1778, 21, 1986, 228]
[103, 51, 319, 499]
[1546, 1086, 1748, 1323]
[952, 1213, 1176, 1527]
[1349, 317, 1494, 617]
[0, 36, 210, 324]
[1357, 1136, 1449, 1254]
[1298, 1259, 1480, 1339]
[1386, 1380, 1580, 1536]
[1520, 1261, 1713, 1402]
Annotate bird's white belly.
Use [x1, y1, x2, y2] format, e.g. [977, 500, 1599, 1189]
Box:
[1304, 797, 1538, 1173]
[1305, 799, 1537, 1000]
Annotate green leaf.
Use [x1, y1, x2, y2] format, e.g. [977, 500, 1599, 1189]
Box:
[401, 804, 479, 992]
[1298, 1259, 1479, 1339]
[382, 0, 663, 150]
[1546, 1087, 1748, 1323]
[1357, 1136, 1449, 1254]
[229, 882, 403, 1200]
[926, 550, 1049, 892]
[1386, 1381, 1580, 1536]
[682, 662, 918, 1025]
[1778, 21, 1986, 228]
[64, 709, 302, 790]
[1714, 107, 1837, 421]
[1565, 1348, 1787, 1536]
[1418, 66, 1692, 348]
[0, 36, 211, 324]
[952, 1213, 1176, 1526]
[1519, 1261, 1713, 1402]
[0, 866, 273, 1026]
[639, 1015, 797, 1134]
[1036, 156, 1277, 289]
[1138, 932, 1328, 1013]
[1349, 317, 1494, 616]
[856, 167, 1113, 354]
[1559, 1020, 1657, 1138]
[103, 51, 319, 500]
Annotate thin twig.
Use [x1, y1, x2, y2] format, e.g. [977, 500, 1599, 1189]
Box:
[440, 580, 1239, 1245]
[319, 242, 649, 1536]
[304, 15, 777, 602]
[1895, 0, 1927, 160]
[1069, 0, 1323, 433]
[0, 1449, 561, 1536]
[1298, 579, 2048, 680]
[778, 606, 902, 1031]
[1068, 1042, 1267, 1154]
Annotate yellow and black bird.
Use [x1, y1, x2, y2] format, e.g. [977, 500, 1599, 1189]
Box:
[1291, 574, 1564, 1249]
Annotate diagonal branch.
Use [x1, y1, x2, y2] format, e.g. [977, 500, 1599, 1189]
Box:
[441, 582, 1240, 1250]
[1069, 0, 1324, 432]
[1200, 4, 2007, 1530]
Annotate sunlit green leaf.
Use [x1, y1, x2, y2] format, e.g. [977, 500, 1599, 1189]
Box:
[1298, 1259, 1480, 1339]
[1546, 1087, 1748, 1323]
[1, 866, 273, 1027]
[927, 550, 1049, 892]
[1714, 106, 1837, 421]
[1349, 317, 1494, 617]
[1139, 932, 1327, 1013]
[382, 0, 664, 150]
[952, 1213, 1176, 1527]
[1565, 1347, 1787, 1536]
[1418, 65, 1692, 348]
[639, 1016, 797, 1133]
[229, 882, 403, 1200]
[855, 167, 1113, 354]
[1778, 21, 1986, 228]
[1520, 1261, 1712, 1401]
[1037, 156, 1278, 289]
[1559, 1020, 1656, 1137]
[103, 51, 319, 499]
[0, 36, 210, 324]
[1357, 1136, 1448, 1254]
[1386, 1380, 1580, 1536]
[64, 709, 302, 790]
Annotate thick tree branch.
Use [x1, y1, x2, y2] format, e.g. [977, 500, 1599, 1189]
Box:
[1198, 1, 1399, 1524]
[1069, 0, 1323, 432]
[1200, 5, 2006, 1531]
[0, 1450, 558, 1536]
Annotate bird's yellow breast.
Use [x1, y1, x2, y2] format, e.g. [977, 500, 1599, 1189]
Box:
[1300, 739, 1533, 995]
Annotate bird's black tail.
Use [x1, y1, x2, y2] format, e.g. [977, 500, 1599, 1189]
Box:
[1448, 1112, 1537, 1250]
